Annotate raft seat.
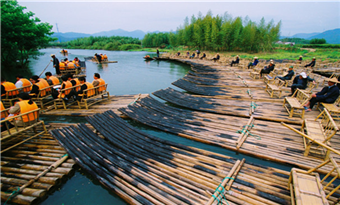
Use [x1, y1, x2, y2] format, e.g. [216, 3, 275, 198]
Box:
[53, 85, 82, 109]
[31, 85, 55, 109]
[1, 85, 32, 107]
[283, 88, 310, 118]
[317, 96, 340, 120]
[265, 78, 285, 98]
[78, 84, 110, 109]
[249, 67, 261, 79]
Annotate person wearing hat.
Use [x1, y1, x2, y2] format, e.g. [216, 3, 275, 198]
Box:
[304, 57, 316, 68]
[50, 54, 60, 75]
[247, 57, 259, 69]
[298, 55, 303, 63]
[290, 72, 315, 96]
[200, 52, 206, 60]
[260, 60, 275, 77]
[276, 66, 295, 81]
[212, 53, 220, 62]
[230, 55, 240, 67]
[304, 77, 340, 111]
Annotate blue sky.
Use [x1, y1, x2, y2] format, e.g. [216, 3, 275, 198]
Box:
[17, 0, 340, 37]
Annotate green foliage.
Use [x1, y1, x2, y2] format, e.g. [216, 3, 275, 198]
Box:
[1, 0, 54, 69]
[50, 35, 142, 51]
[302, 44, 340, 48]
[309, 38, 327, 44]
[280, 38, 310, 44]
[142, 32, 169, 48]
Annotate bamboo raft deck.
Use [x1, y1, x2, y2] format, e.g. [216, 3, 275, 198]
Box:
[119, 95, 340, 176]
[49, 110, 340, 205]
[1, 125, 76, 205]
[41, 94, 147, 117]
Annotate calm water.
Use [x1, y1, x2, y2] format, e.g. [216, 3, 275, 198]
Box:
[7, 48, 294, 205]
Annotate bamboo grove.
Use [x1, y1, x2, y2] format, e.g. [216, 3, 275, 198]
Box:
[142, 12, 281, 53]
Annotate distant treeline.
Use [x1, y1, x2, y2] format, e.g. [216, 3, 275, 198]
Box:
[280, 37, 327, 45]
[142, 12, 281, 52]
[50, 36, 142, 51]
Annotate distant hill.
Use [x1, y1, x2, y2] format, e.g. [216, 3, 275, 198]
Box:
[52, 29, 148, 42]
[280, 28, 340, 44]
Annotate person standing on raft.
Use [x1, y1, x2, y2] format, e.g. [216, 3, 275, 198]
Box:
[51, 54, 61, 75]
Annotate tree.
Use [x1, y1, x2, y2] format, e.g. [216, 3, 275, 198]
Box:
[1, 0, 55, 69]
[310, 38, 327, 44]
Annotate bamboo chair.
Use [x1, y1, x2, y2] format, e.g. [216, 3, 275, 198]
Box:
[1, 85, 32, 107]
[31, 85, 56, 109]
[317, 95, 340, 120]
[265, 78, 285, 98]
[283, 88, 310, 118]
[77, 84, 110, 109]
[249, 67, 262, 79]
[289, 156, 340, 205]
[53, 85, 82, 109]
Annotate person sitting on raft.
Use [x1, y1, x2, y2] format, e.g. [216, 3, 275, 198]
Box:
[247, 57, 259, 69]
[304, 77, 340, 112]
[176, 51, 180, 57]
[290, 72, 315, 96]
[230, 55, 240, 67]
[297, 55, 303, 63]
[260, 60, 275, 78]
[92, 73, 105, 88]
[275, 66, 295, 81]
[304, 57, 316, 68]
[75, 77, 95, 101]
[200, 53, 206, 60]
[15, 75, 32, 93]
[8, 92, 38, 127]
[51, 75, 72, 100]
[45, 72, 60, 86]
[29, 75, 49, 98]
[212, 53, 220, 62]
[94, 53, 102, 63]
[1, 77, 18, 98]
[189, 53, 195, 59]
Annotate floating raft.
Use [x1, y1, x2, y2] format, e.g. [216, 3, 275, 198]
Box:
[41, 94, 147, 117]
[50, 110, 307, 205]
[119, 96, 340, 175]
[1, 126, 76, 205]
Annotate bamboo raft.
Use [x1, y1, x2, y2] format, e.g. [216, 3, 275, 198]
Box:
[50, 110, 336, 205]
[41, 94, 147, 117]
[1, 126, 76, 205]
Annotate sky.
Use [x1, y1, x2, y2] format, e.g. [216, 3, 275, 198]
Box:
[17, 0, 340, 37]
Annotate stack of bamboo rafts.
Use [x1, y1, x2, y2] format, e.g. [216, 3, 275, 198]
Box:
[50, 110, 300, 205]
[119, 96, 340, 175]
[1, 131, 75, 205]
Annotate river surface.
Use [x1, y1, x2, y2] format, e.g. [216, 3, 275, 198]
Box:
[8, 48, 293, 205]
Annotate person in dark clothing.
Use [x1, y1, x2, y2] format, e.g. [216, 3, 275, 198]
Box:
[196, 50, 200, 58]
[260, 60, 275, 77]
[189, 53, 195, 59]
[304, 57, 316, 68]
[176, 51, 180, 57]
[212, 53, 220, 62]
[248, 57, 259, 69]
[276, 66, 295, 81]
[51, 54, 60, 75]
[75, 77, 90, 101]
[156, 49, 160, 58]
[95, 53, 102, 63]
[200, 53, 206, 60]
[298, 56, 303, 63]
[290, 72, 315, 95]
[304, 77, 340, 111]
[230, 55, 240, 67]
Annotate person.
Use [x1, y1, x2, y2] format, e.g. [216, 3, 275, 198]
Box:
[189, 52, 195, 59]
[67, 73, 81, 88]
[212, 53, 220, 62]
[304, 57, 316, 68]
[247, 57, 259, 69]
[200, 53, 206, 60]
[92, 73, 105, 88]
[45, 72, 60, 86]
[73, 57, 80, 67]
[52, 75, 72, 100]
[275, 66, 295, 81]
[1, 77, 18, 98]
[230, 55, 240, 67]
[66, 60, 76, 70]
[196, 50, 200, 58]
[290, 72, 315, 96]
[260, 60, 275, 77]
[94, 53, 102, 63]
[29, 75, 49, 98]
[156, 48, 160, 58]
[51, 54, 60, 75]
[304, 77, 340, 111]
[8, 92, 38, 127]
[176, 51, 180, 57]
[103, 54, 108, 61]
[298, 55, 303, 63]
[186, 52, 190, 58]
[15, 75, 31, 93]
[75, 77, 95, 101]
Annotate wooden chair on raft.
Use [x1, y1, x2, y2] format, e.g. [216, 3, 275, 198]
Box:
[283, 88, 310, 118]
[249, 67, 262, 79]
[1, 108, 48, 154]
[265, 78, 285, 98]
[53, 85, 82, 109]
[77, 84, 110, 109]
[317, 96, 340, 121]
[1, 85, 32, 107]
[30, 85, 56, 109]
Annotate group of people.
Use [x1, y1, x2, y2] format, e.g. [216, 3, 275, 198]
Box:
[94, 53, 108, 63]
[51, 54, 81, 75]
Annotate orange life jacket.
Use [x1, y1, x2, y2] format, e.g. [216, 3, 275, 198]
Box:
[20, 78, 32, 92]
[103, 55, 108, 59]
[1, 101, 7, 119]
[1, 82, 19, 97]
[67, 62, 75, 69]
[97, 78, 106, 92]
[49, 76, 60, 85]
[58, 81, 72, 98]
[85, 82, 95, 97]
[59, 62, 66, 70]
[72, 60, 80, 67]
[17, 100, 38, 122]
[72, 78, 81, 91]
[34, 82, 48, 97]
[101, 55, 104, 60]
[39, 78, 51, 92]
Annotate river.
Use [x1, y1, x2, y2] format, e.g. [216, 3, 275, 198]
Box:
[8, 48, 293, 205]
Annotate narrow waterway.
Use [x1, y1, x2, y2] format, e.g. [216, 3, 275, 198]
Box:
[7, 48, 294, 205]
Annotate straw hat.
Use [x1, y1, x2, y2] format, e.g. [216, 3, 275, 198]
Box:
[300, 72, 307, 78]
[270, 60, 274, 63]
[299, 55, 302, 57]
[50, 54, 55, 57]
[313, 57, 316, 59]
[326, 77, 339, 83]
[254, 57, 258, 59]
